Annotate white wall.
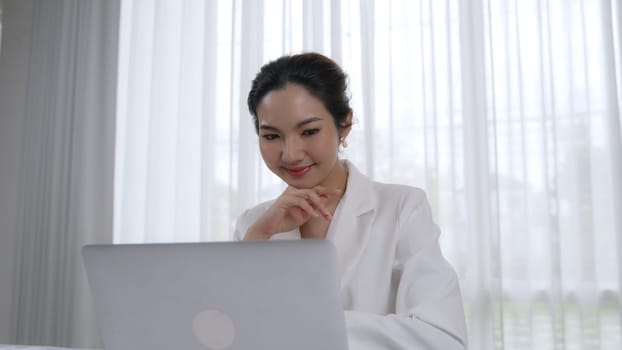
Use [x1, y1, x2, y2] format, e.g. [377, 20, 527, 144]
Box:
[0, 0, 34, 343]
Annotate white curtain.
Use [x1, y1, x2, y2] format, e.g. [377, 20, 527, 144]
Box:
[115, 0, 622, 349]
[6, 0, 120, 347]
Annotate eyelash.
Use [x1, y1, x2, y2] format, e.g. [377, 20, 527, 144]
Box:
[262, 134, 279, 141]
[302, 128, 320, 136]
[261, 128, 320, 141]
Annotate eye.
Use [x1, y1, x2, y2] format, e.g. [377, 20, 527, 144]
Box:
[302, 128, 320, 136]
[261, 134, 279, 141]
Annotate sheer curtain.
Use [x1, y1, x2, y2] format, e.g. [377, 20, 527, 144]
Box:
[115, 0, 622, 348]
[4, 0, 120, 347]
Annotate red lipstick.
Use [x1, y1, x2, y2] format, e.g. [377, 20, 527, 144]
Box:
[285, 165, 313, 177]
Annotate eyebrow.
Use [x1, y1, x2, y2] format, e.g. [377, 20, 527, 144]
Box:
[259, 117, 323, 132]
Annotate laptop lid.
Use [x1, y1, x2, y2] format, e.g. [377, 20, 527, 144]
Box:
[82, 240, 349, 350]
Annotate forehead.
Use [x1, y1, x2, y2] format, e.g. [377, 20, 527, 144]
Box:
[256, 83, 331, 127]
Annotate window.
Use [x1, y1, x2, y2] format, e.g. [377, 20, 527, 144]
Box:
[115, 1, 622, 348]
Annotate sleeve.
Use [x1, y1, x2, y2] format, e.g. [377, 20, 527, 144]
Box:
[232, 209, 251, 241]
[344, 191, 468, 350]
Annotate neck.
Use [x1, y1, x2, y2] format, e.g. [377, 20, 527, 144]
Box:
[322, 159, 348, 208]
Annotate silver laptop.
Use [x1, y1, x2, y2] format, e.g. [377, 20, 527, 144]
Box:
[83, 240, 349, 350]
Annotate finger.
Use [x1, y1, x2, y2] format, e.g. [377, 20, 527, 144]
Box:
[300, 190, 332, 220]
[285, 187, 338, 221]
[280, 187, 321, 218]
[285, 195, 320, 219]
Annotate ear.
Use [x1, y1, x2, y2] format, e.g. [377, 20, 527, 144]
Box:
[339, 110, 353, 139]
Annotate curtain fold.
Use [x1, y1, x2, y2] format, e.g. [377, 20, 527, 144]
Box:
[602, 0, 622, 323]
[115, 0, 622, 348]
[9, 0, 119, 347]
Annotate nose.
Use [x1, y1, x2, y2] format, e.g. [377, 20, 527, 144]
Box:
[281, 136, 305, 164]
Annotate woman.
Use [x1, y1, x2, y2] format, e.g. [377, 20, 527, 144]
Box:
[234, 52, 468, 349]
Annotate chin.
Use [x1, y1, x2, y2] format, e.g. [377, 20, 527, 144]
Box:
[284, 179, 316, 189]
[279, 174, 318, 189]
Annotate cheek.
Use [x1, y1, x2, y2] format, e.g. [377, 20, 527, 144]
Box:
[259, 141, 279, 163]
[310, 135, 339, 158]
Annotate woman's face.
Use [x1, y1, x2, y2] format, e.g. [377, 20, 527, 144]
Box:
[256, 83, 348, 189]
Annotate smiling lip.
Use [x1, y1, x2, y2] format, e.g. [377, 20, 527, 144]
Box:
[284, 165, 313, 177]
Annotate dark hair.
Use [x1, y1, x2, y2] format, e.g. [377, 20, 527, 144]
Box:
[247, 52, 352, 133]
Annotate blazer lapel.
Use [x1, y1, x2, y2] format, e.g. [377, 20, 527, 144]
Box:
[328, 161, 377, 288]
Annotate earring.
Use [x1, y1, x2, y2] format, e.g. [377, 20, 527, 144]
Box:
[340, 137, 348, 148]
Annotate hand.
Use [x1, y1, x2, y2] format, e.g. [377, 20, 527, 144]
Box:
[244, 185, 341, 240]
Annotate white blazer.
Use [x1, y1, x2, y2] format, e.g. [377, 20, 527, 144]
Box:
[234, 160, 468, 349]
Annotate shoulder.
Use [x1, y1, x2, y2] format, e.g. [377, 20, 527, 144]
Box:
[372, 182, 432, 230]
[359, 176, 430, 222]
[343, 160, 432, 225]
[364, 181, 440, 262]
[343, 163, 441, 261]
[345, 160, 426, 206]
[373, 181, 427, 208]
